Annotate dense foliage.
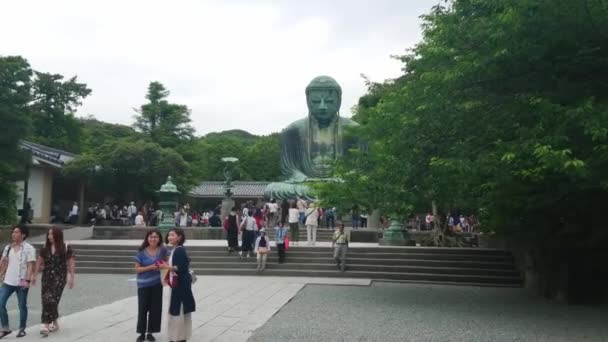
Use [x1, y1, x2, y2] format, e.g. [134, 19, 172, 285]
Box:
[317, 0, 608, 301]
[0, 56, 32, 223]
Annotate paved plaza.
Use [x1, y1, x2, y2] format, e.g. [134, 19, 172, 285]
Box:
[0, 274, 603, 342]
[251, 282, 608, 342]
[12, 275, 369, 342]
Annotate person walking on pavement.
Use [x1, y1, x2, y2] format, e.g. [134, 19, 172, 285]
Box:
[33, 227, 75, 337]
[0, 225, 36, 338]
[332, 223, 349, 272]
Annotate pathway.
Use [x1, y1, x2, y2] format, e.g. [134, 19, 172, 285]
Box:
[18, 276, 370, 342]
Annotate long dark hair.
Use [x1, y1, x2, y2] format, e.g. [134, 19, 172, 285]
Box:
[44, 226, 65, 257]
[165, 228, 186, 246]
[139, 229, 164, 251]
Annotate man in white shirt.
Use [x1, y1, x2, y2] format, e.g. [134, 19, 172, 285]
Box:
[68, 202, 79, 224]
[0, 225, 36, 338]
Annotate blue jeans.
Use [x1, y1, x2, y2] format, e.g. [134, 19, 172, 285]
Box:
[0, 284, 29, 330]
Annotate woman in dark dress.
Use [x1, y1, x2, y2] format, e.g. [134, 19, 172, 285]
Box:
[225, 208, 239, 253]
[33, 227, 75, 336]
[162, 228, 195, 342]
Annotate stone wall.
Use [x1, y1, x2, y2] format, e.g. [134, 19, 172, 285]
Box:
[93, 226, 228, 240]
[0, 224, 53, 242]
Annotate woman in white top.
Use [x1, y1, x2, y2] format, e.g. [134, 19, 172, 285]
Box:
[304, 203, 319, 246]
[288, 202, 300, 246]
[239, 211, 257, 258]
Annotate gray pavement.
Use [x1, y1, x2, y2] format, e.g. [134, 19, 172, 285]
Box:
[13, 275, 369, 342]
[4, 274, 136, 331]
[249, 282, 608, 342]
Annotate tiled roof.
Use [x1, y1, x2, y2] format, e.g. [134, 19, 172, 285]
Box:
[20, 140, 77, 168]
[189, 181, 269, 199]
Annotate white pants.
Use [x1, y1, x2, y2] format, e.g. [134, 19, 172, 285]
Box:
[306, 225, 317, 244]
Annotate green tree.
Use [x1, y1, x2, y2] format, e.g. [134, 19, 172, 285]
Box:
[79, 116, 143, 153]
[0, 56, 33, 223]
[319, 0, 608, 301]
[64, 138, 192, 201]
[29, 72, 91, 152]
[133, 82, 194, 148]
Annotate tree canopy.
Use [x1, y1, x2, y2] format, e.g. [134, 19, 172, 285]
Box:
[133, 81, 194, 148]
[316, 0, 608, 301]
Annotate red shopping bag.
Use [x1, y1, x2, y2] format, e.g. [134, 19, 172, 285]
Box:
[284, 236, 290, 251]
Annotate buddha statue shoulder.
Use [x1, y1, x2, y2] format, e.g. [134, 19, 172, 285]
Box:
[264, 75, 358, 200]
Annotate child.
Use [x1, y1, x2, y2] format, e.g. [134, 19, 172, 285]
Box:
[254, 229, 271, 271]
[275, 221, 288, 264]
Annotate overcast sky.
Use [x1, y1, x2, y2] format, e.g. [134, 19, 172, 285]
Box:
[2, 0, 439, 136]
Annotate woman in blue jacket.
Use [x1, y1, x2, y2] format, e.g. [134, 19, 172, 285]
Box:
[163, 228, 195, 342]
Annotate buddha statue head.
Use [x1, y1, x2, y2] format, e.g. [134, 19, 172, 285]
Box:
[305, 75, 342, 127]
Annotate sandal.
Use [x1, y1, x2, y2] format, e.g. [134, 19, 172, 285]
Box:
[40, 324, 50, 336]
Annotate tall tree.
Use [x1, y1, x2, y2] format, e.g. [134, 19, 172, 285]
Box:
[0, 56, 33, 223]
[134, 82, 194, 148]
[29, 72, 91, 152]
[318, 0, 608, 301]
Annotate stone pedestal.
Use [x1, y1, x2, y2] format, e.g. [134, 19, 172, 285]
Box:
[220, 197, 235, 220]
[158, 176, 179, 235]
[379, 219, 410, 246]
[369, 209, 381, 229]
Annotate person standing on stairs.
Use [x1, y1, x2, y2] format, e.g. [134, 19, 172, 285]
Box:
[332, 223, 349, 272]
[288, 202, 300, 246]
[239, 210, 257, 258]
[304, 202, 319, 246]
[33, 227, 75, 337]
[134, 229, 167, 342]
[275, 221, 288, 264]
[254, 229, 271, 271]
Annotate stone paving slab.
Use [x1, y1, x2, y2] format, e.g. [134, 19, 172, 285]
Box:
[17, 276, 370, 342]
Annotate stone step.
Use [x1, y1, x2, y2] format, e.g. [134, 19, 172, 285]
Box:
[74, 260, 519, 277]
[75, 254, 515, 269]
[69, 244, 511, 255]
[74, 267, 521, 286]
[74, 249, 512, 262]
[66, 244, 507, 253]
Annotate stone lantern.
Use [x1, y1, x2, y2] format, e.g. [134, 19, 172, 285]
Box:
[158, 176, 180, 234]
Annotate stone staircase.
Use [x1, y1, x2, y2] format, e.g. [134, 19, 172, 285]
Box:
[70, 244, 521, 287]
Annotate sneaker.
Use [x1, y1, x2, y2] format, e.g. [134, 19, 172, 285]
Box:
[136, 334, 146, 342]
[146, 334, 156, 341]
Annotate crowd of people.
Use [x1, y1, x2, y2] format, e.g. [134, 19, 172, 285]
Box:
[409, 212, 479, 232]
[220, 198, 350, 273]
